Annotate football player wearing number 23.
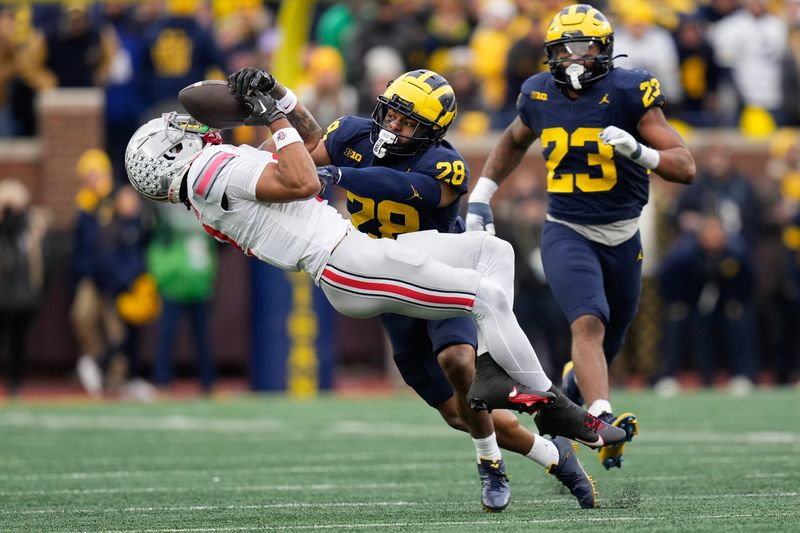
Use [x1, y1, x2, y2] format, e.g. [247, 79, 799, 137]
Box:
[305, 69, 597, 511]
[466, 4, 696, 470]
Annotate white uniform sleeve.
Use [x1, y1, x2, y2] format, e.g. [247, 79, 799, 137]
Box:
[224, 145, 276, 202]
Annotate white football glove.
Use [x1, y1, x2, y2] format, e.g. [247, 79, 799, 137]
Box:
[465, 177, 499, 235]
[599, 126, 660, 169]
[466, 202, 496, 235]
[599, 126, 637, 157]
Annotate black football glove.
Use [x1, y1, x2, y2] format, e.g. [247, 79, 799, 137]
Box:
[316, 165, 342, 194]
[228, 67, 276, 99]
[242, 91, 285, 126]
[317, 165, 342, 186]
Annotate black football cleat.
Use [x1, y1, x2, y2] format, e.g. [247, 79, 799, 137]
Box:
[534, 385, 627, 449]
[547, 436, 597, 509]
[597, 411, 639, 470]
[477, 458, 511, 512]
[467, 354, 555, 414]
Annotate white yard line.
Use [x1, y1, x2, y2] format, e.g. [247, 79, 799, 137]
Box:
[3, 493, 799, 516]
[38, 512, 800, 533]
[1, 455, 799, 483]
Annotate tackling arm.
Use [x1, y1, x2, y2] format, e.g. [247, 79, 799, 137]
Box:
[479, 117, 538, 185]
[466, 118, 537, 233]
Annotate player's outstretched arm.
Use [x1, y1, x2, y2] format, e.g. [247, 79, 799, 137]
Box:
[466, 117, 537, 234]
[599, 107, 695, 185]
[240, 92, 320, 202]
[228, 67, 322, 152]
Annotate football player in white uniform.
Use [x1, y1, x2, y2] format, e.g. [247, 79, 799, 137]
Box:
[125, 87, 627, 510]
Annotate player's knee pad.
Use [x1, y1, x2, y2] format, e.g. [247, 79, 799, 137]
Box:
[474, 277, 511, 317]
[479, 235, 514, 269]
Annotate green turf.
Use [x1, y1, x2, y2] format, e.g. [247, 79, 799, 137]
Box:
[1, 389, 798, 532]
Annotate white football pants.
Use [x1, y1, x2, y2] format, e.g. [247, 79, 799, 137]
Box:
[320, 229, 552, 391]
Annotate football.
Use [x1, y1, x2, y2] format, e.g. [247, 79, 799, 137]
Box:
[178, 80, 248, 129]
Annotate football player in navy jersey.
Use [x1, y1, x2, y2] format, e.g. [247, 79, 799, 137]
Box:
[466, 4, 696, 470]
[302, 69, 598, 511]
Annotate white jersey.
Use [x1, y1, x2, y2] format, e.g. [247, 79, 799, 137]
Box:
[185, 144, 351, 282]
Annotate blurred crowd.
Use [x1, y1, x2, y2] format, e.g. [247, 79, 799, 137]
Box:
[2, 0, 800, 144]
[2, 0, 800, 398]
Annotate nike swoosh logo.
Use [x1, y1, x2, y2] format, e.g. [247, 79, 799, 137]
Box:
[257, 100, 267, 114]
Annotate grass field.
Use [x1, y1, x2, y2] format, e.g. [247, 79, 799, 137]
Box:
[1, 388, 798, 532]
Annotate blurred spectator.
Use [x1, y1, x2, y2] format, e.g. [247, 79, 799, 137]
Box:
[709, 0, 788, 127]
[0, 179, 47, 397]
[766, 132, 800, 383]
[0, 6, 17, 137]
[778, 197, 800, 385]
[148, 204, 217, 395]
[696, 0, 740, 23]
[356, 45, 406, 116]
[657, 214, 759, 395]
[502, 9, 547, 125]
[71, 148, 118, 397]
[468, 0, 516, 124]
[101, 1, 147, 186]
[70, 151, 159, 401]
[346, 1, 426, 106]
[424, 0, 474, 55]
[783, 0, 800, 126]
[297, 46, 358, 131]
[673, 14, 721, 127]
[613, 1, 683, 105]
[17, 2, 115, 90]
[314, 2, 354, 54]
[670, 144, 762, 247]
[108, 185, 159, 401]
[439, 46, 487, 136]
[213, 3, 273, 74]
[13, 2, 115, 136]
[140, 0, 223, 116]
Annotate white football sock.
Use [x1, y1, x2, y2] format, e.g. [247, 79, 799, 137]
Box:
[473, 433, 502, 462]
[588, 399, 612, 417]
[526, 435, 560, 468]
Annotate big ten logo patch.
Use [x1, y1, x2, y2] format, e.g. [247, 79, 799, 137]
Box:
[344, 147, 363, 163]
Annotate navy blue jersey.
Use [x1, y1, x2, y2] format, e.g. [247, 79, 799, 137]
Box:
[516, 68, 666, 225]
[322, 116, 469, 238]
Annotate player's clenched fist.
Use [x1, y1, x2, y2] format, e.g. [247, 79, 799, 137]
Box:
[228, 67, 276, 99]
[599, 126, 660, 169]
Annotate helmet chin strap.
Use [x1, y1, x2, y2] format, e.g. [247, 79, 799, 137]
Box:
[373, 129, 397, 158]
[565, 63, 585, 90]
[167, 164, 191, 204]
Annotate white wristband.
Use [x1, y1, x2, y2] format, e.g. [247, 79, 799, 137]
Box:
[277, 88, 297, 114]
[469, 176, 499, 204]
[633, 144, 660, 170]
[273, 127, 302, 150]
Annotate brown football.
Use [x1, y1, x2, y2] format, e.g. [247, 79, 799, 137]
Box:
[178, 80, 248, 129]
